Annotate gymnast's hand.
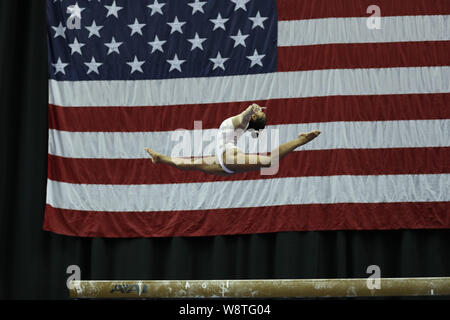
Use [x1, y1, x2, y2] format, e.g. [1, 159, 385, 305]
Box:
[249, 103, 266, 114]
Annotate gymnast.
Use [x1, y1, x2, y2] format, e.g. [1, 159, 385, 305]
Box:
[145, 104, 321, 176]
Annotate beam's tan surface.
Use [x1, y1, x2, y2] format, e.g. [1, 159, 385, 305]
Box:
[69, 278, 450, 298]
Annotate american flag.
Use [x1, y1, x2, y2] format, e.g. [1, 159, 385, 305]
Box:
[44, 0, 450, 237]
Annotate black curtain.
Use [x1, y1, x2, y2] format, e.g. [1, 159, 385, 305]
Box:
[0, 0, 449, 300]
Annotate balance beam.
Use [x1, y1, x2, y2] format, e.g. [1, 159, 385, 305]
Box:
[69, 277, 450, 298]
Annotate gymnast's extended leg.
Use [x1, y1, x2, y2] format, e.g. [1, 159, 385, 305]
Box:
[144, 148, 228, 176]
[223, 130, 321, 173]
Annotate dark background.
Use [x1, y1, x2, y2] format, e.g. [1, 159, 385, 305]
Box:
[0, 0, 449, 300]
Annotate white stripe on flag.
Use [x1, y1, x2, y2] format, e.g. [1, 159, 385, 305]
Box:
[278, 15, 450, 46]
[49, 67, 450, 107]
[48, 120, 450, 159]
[46, 174, 450, 212]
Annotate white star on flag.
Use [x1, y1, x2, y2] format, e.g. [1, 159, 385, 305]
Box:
[148, 35, 167, 53]
[127, 56, 146, 74]
[128, 18, 146, 36]
[167, 17, 186, 34]
[67, 2, 85, 19]
[188, 33, 207, 51]
[230, 29, 249, 47]
[52, 58, 69, 75]
[85, 21, 103, 38]
[51, 22, 66, 39]
[209, 52, 229, 71]
[105, 0, 123, 18]
[231, 0, 251, 12]
[249, 11, 268, 29]
[167, 54, 186, 72]
[104, 37, 123, 55]
[188, 0, 207, 14]
[68, 38, 85, 55]
[85, 57, 103, 75]
[147, 0, 165, 16]
[246, 49, 265, 67]
[210, 13, 229, 31]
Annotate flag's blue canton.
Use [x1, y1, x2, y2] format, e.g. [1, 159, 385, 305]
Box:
[47, 0, 277, 81]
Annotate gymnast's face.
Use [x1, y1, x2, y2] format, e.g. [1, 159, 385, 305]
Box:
[251, 111, 266, 122]
[248, 111, 267, 137]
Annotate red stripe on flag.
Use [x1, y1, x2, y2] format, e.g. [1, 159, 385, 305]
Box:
[277, 0, 450, 21]
[49, 93, 450, 132]
[278, 41, 450, 72]
[48, 147, 450, 185]
[43, 202, 450, 238]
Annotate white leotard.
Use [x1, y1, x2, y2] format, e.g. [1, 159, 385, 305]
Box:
[215, 117, 248, 173]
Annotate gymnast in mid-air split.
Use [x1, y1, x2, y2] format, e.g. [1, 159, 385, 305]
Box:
[145, 104, 321, 176]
